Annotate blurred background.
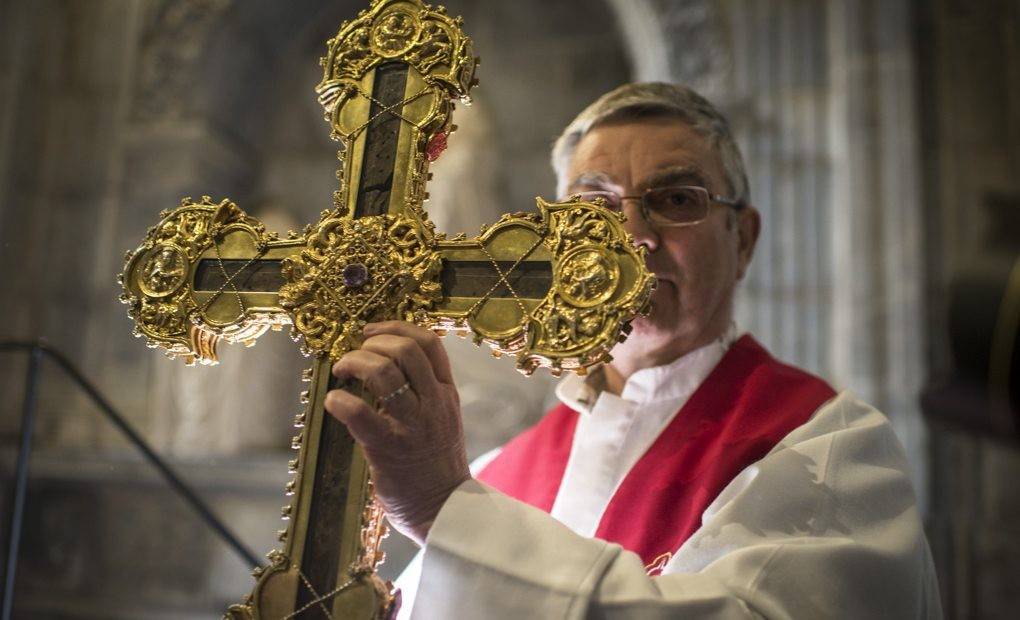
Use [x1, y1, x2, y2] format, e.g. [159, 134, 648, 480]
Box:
[0, 0, 1017, 618]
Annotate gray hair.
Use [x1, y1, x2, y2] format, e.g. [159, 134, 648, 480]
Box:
[551, 82, 750, 205]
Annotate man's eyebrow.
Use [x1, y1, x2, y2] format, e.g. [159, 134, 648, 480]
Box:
[567, 171, 615, 191]
[637, 166, 709, 191]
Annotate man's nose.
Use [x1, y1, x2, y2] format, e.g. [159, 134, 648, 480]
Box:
[622, 202, 659, 253]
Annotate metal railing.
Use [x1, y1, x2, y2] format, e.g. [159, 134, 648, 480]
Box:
[0, 339, 262, 620]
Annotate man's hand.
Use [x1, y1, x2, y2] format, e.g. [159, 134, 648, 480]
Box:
[323, 321, 470, 546]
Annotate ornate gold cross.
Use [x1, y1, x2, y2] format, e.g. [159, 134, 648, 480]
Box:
[118, 1, 653, 618]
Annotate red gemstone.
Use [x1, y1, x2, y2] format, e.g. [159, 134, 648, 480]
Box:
[426, 131, 448, 162]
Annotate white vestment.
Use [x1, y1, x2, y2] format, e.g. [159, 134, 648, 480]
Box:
[394, 330, 942, 618]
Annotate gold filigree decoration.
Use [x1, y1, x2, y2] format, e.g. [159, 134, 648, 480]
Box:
[318, 0, 476, 105]
[280, 213, 442, 360]
[370, 8, 420, 57]
[522, 199, 654, 374]
[556, 246, 620, 308]
[118, 196, 285, 365]
[357, 481, 389, 572]
[139, 245, 188, 297]
[427, 197, 655, 376]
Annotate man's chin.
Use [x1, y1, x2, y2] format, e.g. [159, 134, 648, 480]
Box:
[637, 285, 676, 327]
[612, 312, 683, 367]
[628, 310, 675, 340]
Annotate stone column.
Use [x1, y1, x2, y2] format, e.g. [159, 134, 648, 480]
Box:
[826, 0, 927, 499]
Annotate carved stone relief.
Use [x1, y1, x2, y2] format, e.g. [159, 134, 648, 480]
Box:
[649, 0, 732, 97]
[132, 0, 233, 121]
[607, 0, 731, 99]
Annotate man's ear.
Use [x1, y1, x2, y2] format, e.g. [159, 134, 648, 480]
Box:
[735, 206, 761, 281]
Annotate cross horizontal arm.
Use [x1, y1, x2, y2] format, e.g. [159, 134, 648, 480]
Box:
[193, 257, 553, 300]
[178, 214, 559, 358]
[121, 195, 652, 373]
[182, 206, 574, 364]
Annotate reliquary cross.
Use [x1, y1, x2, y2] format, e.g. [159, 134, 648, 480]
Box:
[117, 1, 654, 618]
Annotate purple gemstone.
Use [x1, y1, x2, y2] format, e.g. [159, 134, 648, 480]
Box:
[342, 263, 369, 289]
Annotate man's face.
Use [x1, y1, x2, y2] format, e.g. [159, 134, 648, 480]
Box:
[563, 118, 760, 365]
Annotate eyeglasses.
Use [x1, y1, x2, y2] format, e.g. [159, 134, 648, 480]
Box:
[571, 186, 743, 227]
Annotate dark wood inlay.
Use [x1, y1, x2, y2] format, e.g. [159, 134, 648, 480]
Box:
[355, 62, 409, 218]
[194, 259, 284, 293]
[441, 260, 553, 299]
[294, 373, 359, 618]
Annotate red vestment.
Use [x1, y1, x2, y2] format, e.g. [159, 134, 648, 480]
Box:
[477, 335, 836, 569]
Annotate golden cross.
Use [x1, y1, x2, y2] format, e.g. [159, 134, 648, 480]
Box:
[117, 2, 653, 618]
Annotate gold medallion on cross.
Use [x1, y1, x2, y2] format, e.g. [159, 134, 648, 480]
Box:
[118, 1, 654, 618]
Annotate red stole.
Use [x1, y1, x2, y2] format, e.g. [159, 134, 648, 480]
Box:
[477, 335, 836, 570]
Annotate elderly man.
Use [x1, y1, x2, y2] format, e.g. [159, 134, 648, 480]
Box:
[324, 83, 942, 618]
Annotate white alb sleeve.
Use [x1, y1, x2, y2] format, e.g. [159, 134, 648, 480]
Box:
[392, 446, 504, 619]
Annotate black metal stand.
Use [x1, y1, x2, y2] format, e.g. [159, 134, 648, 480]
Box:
[0, 340, 263, 619]
[1, 345, 39, 620]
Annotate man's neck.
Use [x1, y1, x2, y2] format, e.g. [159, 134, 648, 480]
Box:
[602, 324, 737, 396]
[603, 363, 628, 396]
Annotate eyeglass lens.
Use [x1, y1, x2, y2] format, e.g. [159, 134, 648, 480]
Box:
[574, 187, 709, 225]
[643, 186, 708, 224]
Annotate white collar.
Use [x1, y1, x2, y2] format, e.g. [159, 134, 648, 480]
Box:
[555, 324, 740, 415]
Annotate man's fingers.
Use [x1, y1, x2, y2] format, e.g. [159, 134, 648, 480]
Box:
[363, 321, 455, 384]
[323, 388, 391, 447]
[332, 349, 408, 398]
[360, 334, 439, 397]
